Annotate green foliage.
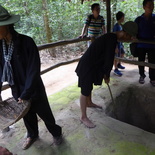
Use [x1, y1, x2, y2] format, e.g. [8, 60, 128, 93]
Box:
[111, 0, 144, 57]
[113, 0, 144, 22]
[1, 0, 146, 45]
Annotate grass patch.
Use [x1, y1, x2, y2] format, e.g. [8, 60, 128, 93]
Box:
[48, 83, 80, 111]
[47, 80, 109, 111]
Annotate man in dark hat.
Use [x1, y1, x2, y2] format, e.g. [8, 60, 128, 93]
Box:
[75, 21, 138, 128]
[0, 5, 62, 149]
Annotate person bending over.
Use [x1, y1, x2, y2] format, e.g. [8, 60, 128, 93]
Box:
[75, 21, 138, 128]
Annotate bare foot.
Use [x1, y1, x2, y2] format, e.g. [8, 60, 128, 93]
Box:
[86, 102, 102, 109]
[80, 118, 96, 128]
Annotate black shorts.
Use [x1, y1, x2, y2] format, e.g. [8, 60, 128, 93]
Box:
[78, 76, 93, 96]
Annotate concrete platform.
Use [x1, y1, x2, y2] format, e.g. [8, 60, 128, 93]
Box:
[1, 63, 155, 155]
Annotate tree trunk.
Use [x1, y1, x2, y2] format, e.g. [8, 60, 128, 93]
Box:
[42, 0, 56, 57]
[42, 0, 52, 43]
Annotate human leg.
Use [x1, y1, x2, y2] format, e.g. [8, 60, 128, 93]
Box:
[23, 108, 39, 139]
[138, 48, 146, 84]
[22, 105, 39, 150]
[117, 48, 125, 69]
[33, 93, 62, 137]
[148, 49, 155, 86]
[35, 92, 63, 145]
[86, 93, 102, 109]
[87, 41, 91, 47]
[79, 76, 96, 128]
[22, 93, 62, 149]
[114, 59, 122, 76]
[114, 51, 122, 76]
[22, 113, 39, 149]
[33, 97, 62, 146]
[80, 94, 96, 128]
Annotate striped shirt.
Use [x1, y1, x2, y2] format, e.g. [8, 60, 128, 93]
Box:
[85, 14, 105, 37]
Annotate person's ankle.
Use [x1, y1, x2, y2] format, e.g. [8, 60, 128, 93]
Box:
[81, 116, 88, 121]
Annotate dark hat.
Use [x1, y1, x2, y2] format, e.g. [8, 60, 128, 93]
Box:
[122, 21, 138, 37]
[0, 5, 20, 26]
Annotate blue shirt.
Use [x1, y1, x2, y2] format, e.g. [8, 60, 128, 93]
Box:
[113, 23, 123, 50]
[135, 14, 155, 48]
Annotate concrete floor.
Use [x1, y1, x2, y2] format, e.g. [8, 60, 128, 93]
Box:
[1, 64, 155, 155]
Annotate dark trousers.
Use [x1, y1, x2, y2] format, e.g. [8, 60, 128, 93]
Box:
[137, 48, 155, 81]
[23, 92, 62, 138]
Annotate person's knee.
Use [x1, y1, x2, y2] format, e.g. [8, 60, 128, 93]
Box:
[81, 88, 92, 96]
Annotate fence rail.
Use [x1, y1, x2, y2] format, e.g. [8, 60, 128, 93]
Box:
[2, 37, 155, 91]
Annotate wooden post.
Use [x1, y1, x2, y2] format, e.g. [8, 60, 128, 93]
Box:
[105, 0, 111, 33]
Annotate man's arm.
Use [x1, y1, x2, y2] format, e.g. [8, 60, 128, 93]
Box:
[79, 24, 88, 38]
[103, 35, 117, 78]
[102, 25, 106, 34]
[19, 37, 40, 100]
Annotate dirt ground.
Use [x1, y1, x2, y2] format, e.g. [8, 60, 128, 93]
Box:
[1, 60, 145, 99]
[1, 62, 78, 100]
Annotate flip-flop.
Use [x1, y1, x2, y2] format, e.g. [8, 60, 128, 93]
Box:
[22, 137, 38, 150]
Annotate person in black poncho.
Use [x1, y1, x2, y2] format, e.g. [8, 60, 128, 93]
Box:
[0, 5, 63, 150]
[75, 21, 138, 128]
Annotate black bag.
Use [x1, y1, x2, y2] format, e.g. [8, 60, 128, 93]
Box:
[129, 43, 139, 57]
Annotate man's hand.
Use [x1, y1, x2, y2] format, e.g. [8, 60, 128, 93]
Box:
[79, 34, 87, 39]
[104, 78, 110, 84]
[104, 75, 110, 84]
[18, 98, 26, 104]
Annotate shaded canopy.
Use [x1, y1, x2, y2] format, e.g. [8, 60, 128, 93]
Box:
[67, 0, 106, 4]
[80, 0, 106, 4]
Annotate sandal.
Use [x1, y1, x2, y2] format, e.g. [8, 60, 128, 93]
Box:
[139, 76, 145, 84]
[53, 135, 63, 145]
[22, 137, 38, 150]
[150, 80, 155, 87]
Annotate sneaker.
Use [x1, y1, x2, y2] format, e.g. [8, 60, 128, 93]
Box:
[2, 127, 10, 133]
[114, 69, 122, 76]
[139, 76, 145, 84]
[117, 64, 125, 69]
[53, 135, 63, 145]
[150, 80, 155, 87]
